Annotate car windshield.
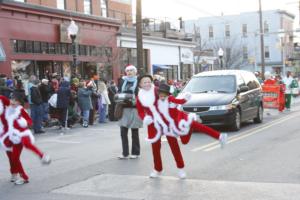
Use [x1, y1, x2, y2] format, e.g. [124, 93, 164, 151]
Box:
[182, 75, 236, 93]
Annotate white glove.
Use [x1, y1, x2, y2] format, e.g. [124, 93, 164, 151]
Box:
[143, 115, 153, 126]
[184, 92, 192, 101]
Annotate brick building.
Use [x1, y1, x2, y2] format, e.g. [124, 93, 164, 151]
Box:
[0, 0, 132, 81]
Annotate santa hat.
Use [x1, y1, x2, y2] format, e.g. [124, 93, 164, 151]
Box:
[0, 95, 10, 115]
[125, 65, 137, 73]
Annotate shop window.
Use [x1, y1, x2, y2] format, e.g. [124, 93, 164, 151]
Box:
[33, 41, 41, 53]
[26, 41, 33, 53]
[41, 42, 48, 54]
[17, 40, 26, 53]
[91, 46, 97, 56]
[67, 44, 72, 55]
[61, 43, 68, 54]
[86, 46, 90, 56]
[48, 43, 55, 54]
[84, 0, 92, 15]
[55, 43, 61, 54]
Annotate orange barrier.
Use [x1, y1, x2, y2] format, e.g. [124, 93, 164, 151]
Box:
[262, 84, 285, 111]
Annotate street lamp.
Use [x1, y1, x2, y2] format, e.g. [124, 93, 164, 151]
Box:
[67, 20, 79, 80]
[278, 29, 286, 76]
[218, 48, 224, 69]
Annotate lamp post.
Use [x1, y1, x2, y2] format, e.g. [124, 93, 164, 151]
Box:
[67, 20, 79, 80]
[218, 48, 224, 69]
[278, 29, 286, 76]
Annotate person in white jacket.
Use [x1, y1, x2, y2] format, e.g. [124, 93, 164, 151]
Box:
[282, 71, 294, 110]
[98, 79, 111, 123]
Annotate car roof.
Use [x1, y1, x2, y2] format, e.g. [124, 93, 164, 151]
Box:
[193, 70, 253, 77]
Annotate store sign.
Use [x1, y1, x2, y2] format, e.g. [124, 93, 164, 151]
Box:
[60, 23, 81, 43]
[181, 48, 193, 64]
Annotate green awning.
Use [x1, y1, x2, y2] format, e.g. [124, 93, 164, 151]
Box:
[0, 42, 6, 62]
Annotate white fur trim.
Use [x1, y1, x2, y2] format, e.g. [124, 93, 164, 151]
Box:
[0, 101, 3, 115]
[157, 98, 184, 137]
[138, 86, 170, 137]
[9, 129, 35, 145]
[178, 113, 197, 135]
[143, 115, 153, 126]
[145, 132, 161, 143]
[0, 134, 12, 152]
[17, 117, 27, 128]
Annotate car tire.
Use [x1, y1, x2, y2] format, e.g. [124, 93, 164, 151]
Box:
[231, 109, 241, 131]
[253, 105, 263, 123]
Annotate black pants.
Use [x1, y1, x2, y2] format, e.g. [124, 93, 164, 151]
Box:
[59, 108, 68, 127]
[120, 126, 140, 157]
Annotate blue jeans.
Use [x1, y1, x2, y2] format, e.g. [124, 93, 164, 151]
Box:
[30, 104, 43, 132]
[42, 102, 49, 121]
[82, 110, 90, 123]
[98, 104, 107, 123]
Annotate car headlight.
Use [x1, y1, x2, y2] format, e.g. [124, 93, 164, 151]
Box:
[209, 104, 233, 111]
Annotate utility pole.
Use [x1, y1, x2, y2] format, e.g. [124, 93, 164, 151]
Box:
[258, 0, 265, 80]
[136, 0, 145, 74]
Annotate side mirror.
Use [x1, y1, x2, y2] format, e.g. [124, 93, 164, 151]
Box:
[238, 85, 249, 93]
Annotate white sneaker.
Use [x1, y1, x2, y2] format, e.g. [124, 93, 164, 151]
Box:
[14, 178, 29, 185]
[41, 154, 51, 165]
[149, 170, 161, 178]
[129, 155, 140, 159]
[178, 169, 186, 179]
[118, 155, 129, 159]
[10, 174, 18, 182]
[219, 133, 228, 149]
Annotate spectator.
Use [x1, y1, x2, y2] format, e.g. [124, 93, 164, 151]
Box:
[97, 79, 110, 123]
[12, 80, 27, 106]
[30, 80, 44, 134]
[77, 81, 92, 128]
[56, 80, 71, 129]
[283, 71, 294, 111]
[107, 80, 118, 121]
[39, 79, 51, 127]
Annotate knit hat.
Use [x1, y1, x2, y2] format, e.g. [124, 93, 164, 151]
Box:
[125, 65, 137, 73]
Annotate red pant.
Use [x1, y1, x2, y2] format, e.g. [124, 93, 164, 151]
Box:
[9, 136, 44, 180]
[152, 136, 184, 172]
[180, 121, 220, 144]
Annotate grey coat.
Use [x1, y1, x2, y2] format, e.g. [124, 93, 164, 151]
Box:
[77, 88, 93, 111]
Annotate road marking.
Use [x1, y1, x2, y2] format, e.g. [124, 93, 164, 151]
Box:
[192, 111, 300, 152]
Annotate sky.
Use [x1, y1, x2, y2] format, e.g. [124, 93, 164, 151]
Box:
[132, 0, 299, 24]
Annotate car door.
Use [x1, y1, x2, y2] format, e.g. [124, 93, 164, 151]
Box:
[236, 73, 251, 121]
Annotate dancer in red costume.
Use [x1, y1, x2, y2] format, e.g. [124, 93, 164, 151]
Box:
[3, 97, 51, 185]
[136, 75, 227, 179]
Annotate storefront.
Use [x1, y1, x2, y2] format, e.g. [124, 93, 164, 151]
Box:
[0, 1, 120, 81]
[118, 31, 196, 81]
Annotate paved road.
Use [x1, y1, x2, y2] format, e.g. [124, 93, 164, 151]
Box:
[1, 97, 300, 200]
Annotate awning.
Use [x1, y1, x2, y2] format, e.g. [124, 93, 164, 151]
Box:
[0, 42, 6, 62]
[152, 64, 172, 72]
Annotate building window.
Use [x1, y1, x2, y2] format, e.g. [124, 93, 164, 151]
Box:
[33, 41, 41, 53]
[242, 24, 247, 37]
[264, 46, 270, 58]
[243, 46, 248, 60]
[225, 24, 230, 37]
[84, 0, 92, 15]
[209, 25, 213, 38]
[264, 21, 269, 34]
[57, 0, 66, 10]
[100, 0, 107, 17]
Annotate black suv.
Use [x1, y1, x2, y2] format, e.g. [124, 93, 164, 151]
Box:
[178, 70, 263, 131]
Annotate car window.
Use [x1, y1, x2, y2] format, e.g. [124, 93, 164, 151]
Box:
[241, 72, 260, 90]
[182, 75, 236, 93]
[236, 74, 246, 88]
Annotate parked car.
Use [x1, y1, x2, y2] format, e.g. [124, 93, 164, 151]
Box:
[178, 70, 263, 131]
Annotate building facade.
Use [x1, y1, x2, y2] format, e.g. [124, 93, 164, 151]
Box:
[0, 0, 132, 81]
[118, 28, 196, 81]
[185, 10, 295, 75]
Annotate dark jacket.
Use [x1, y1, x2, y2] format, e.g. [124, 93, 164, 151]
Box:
[30, 86, 43, 105]
[39, 83, 51, 103]
[12, 88, 27, 105]
[57, 81, 71, 109]
[77, 88, 93, 111]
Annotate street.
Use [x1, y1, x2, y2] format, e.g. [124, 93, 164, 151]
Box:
[1, 99, 300, 200]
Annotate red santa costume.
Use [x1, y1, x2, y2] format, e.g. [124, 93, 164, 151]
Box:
[5, 101, 50, 184]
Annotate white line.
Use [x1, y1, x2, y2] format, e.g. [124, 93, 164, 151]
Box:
[192, 112, 300, 152]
